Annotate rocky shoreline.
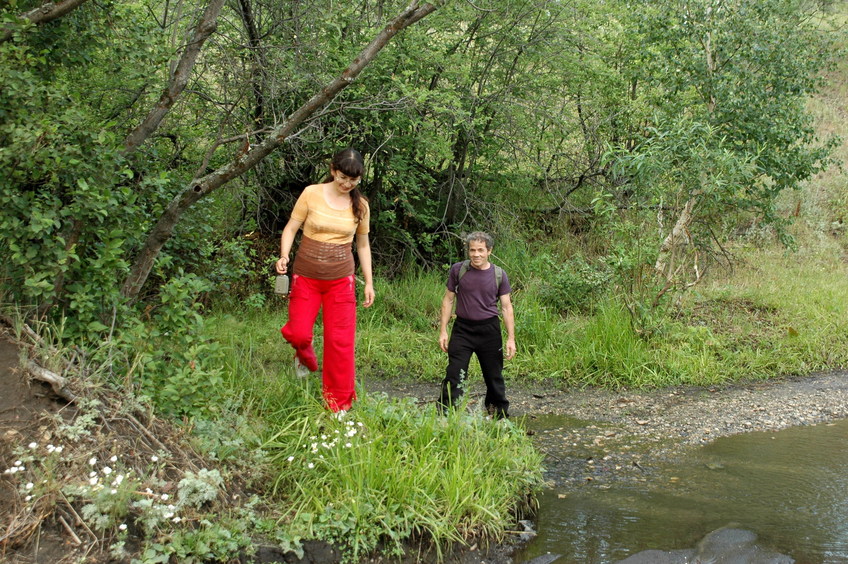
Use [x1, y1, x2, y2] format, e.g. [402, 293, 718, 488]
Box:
[363, 369, 848, 488]
[361, 371, 848, 563]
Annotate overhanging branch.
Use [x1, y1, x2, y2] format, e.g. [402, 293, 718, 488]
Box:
[121, 1, 440, 299]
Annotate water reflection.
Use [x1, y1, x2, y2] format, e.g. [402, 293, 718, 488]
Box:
[516, 419, 848, 563]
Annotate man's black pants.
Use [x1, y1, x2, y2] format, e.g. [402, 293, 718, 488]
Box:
[439, 316, 509, 418]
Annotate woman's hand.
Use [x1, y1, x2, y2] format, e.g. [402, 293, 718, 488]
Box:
[362, 283, 375, 308]
[275, 256, 289, 274]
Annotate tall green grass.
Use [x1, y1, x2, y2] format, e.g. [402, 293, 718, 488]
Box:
[260, 394, 541, 561]
[212, 239, 848, 394]
[206, 316, 543, 561]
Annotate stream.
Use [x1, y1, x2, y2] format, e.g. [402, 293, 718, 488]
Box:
[513, 417, 848, 563]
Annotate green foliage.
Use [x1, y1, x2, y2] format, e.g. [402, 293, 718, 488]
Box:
[533, 253, 613, 314]
[118, 274, 225, 418]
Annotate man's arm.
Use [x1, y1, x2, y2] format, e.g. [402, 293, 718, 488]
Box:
[499, 293, 516, 360]
[438, 289, 456, 353]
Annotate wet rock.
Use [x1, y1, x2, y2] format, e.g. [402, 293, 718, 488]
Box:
[521, 554, 562, 564]
[614, 549, 695, 564]
[615, 527, 794, 564]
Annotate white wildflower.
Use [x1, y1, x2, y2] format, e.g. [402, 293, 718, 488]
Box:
[119, 523, 127, 531]
[110, 455, 118, 462]
[151, 455, 159, 462]
[89, 477, 98, 486]
[287, 456, 294, 462]
[88, 457, 97, 466]
[28, 442, 37, 449]
[102, 466, 113, 475]
[25, 482, 33, 490]
[307, 462, 314, 469]
[160, 494, 169, 501]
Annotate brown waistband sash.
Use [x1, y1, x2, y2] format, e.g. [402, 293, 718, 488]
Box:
[293, 236, 354, 280]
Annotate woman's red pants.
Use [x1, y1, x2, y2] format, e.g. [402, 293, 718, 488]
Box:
[281, 274, 357, 411]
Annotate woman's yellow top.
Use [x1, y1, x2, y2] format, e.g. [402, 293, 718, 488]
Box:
[291, 184, 370, 244]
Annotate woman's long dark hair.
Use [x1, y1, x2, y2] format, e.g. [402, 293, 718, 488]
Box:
[325, 148, 367, 223]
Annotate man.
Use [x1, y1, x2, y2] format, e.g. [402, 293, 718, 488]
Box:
[438, 231, 516, 419]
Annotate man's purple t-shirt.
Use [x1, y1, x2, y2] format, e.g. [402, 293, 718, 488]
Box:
[447, 262, 511, 321]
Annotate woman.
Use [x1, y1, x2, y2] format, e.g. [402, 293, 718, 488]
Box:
[275, 148, 375, 414]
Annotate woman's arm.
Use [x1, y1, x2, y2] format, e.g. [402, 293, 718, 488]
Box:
[275, 218, 303, 274]
[356, 232, 375, 307]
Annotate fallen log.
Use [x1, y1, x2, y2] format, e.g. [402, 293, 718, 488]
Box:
[26, 360, 76, 402]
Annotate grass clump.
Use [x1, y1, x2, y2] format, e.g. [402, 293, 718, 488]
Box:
[260, 394, 541, 561]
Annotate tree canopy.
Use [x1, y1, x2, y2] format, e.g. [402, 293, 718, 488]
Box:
[0, 0, 840, 339]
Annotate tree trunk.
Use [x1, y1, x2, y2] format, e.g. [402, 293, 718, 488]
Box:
[1, 0, 91, 43]
[122, 0, 226, 155]
[654, 196, 696, 281]
[121, 0, 439, 300]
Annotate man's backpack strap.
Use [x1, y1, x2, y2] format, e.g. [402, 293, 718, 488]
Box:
[457, 260, 503, 291]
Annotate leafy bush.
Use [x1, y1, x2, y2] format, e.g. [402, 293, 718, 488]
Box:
[535, 253, 613, 314]
[118, 274, 225, 418]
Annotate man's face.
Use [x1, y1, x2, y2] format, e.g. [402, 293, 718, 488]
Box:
[467, 239, 492, 268]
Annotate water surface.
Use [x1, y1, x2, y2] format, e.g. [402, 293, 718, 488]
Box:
[515, 418, 848, 563]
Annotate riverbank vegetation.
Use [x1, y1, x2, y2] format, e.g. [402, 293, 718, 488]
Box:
[2, 0, 848, 561]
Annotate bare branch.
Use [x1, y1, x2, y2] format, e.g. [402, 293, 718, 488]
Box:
[1, 0, 91, 43]
[122, 0, 226, 155]
[26, 360, 76, 402]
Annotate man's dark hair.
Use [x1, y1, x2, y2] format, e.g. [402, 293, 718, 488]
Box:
[465, 231, 494, 250]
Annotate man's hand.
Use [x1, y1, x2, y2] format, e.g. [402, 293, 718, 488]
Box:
[439, 330, 450, 353]
[505, 338, 516, 360]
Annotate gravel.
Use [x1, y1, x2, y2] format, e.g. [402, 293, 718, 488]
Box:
[363, 370, 848, 487]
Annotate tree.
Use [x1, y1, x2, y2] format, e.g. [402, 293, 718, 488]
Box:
[0, 0, 441, 336]
[605, 0, 838, 332]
